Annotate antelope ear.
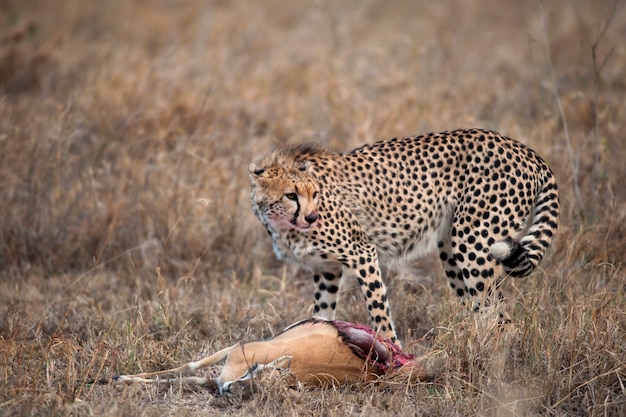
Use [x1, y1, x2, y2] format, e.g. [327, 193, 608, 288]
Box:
[248, 163, 265, 176]
[299, 161, 311, 172]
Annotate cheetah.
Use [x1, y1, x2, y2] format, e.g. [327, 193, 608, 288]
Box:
[249, 128, 559, 342]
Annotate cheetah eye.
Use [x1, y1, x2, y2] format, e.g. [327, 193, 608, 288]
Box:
[313, 191, 319, 199]
[285, 193, 297, 201]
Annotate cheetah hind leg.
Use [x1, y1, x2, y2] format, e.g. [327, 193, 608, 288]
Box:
[439, 238, 513, 330]
[477, 275, 514, 330]
[464, 280, 514, 330]
[453, 294, 515, 335]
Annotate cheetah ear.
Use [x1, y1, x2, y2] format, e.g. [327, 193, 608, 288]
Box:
[298, 161, 311, 172]
[248, 163, 265, 176]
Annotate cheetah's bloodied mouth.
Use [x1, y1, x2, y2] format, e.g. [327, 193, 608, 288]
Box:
[289, 210, 321, 232]
[267, 212, 321, 232]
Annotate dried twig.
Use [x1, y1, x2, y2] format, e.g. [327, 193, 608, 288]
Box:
[591, 0, 622, 179]
[539, 2, 581, 210]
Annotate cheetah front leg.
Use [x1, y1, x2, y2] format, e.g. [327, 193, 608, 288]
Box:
[312, 263, 343, 320]
[349, 247, 398, 343]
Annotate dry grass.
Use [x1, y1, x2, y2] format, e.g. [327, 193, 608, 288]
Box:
[1, 0, 625, 415]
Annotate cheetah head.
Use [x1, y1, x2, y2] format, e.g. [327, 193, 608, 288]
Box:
[248, 161, 321, 232]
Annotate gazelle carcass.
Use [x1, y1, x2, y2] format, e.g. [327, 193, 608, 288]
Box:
[115, 318, 432, 395]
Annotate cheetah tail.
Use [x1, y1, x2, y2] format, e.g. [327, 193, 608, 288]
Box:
[490, 177, 560, 278]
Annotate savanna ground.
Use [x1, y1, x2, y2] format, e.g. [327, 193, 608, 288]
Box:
[1, 0, 625, 415]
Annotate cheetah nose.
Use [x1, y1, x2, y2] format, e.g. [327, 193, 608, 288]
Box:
[305, 212, 320, 224]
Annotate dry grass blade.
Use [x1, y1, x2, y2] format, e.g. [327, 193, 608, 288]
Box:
[551, 365, 626, 409]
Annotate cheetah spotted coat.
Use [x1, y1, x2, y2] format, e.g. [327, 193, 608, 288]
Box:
[249, 128, 560, 342]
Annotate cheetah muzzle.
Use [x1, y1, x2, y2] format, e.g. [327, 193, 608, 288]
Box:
[249, 129, 560, 343]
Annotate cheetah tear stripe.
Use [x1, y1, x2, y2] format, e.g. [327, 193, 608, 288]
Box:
[249, 128, 560, 342]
